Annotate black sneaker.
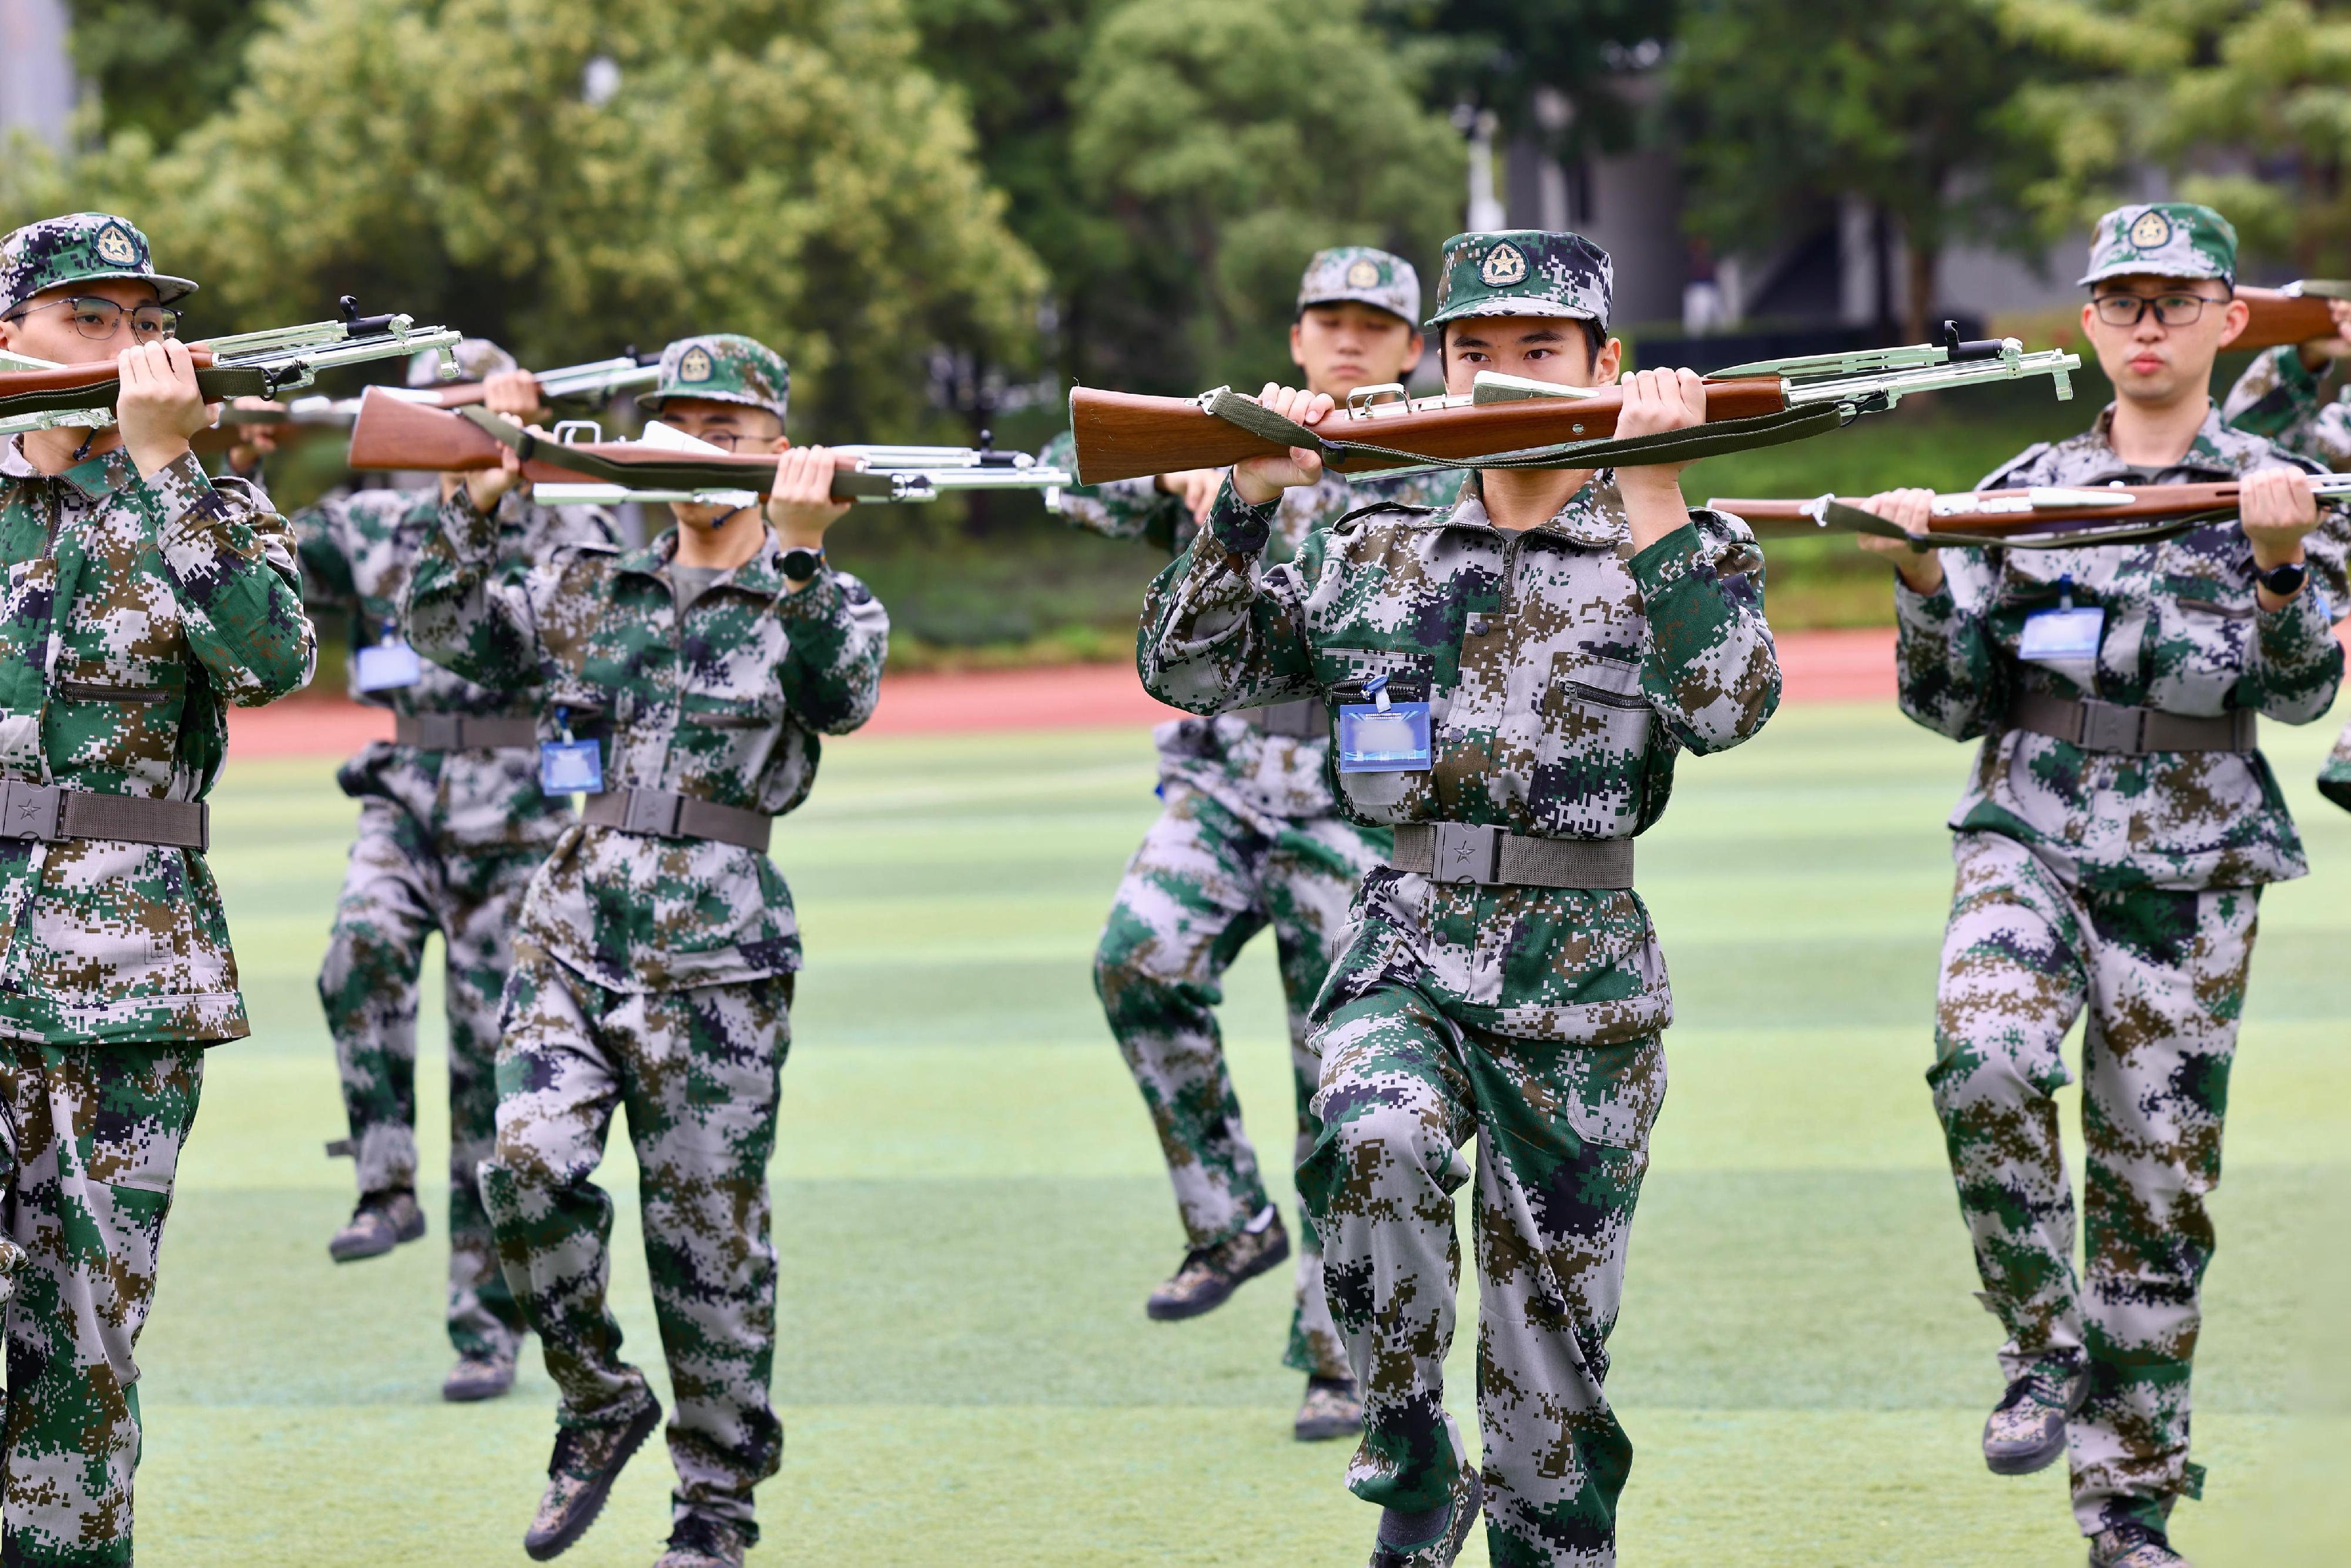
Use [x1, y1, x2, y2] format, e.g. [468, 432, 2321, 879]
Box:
[1146, 1208, 1289, 1322]
[1294, 1375, 1365, 1442]
[654, 1513, 749, 1568]
[1368, 1459, 1482, 1567]
[523, 1399, 662, 1561]
[1983, 1353, 2088, 1475]
[2088, 1521, 2191, 1567]
[327, 1188, 425, 1263]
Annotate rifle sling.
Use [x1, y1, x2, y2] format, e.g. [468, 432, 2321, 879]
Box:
[1810, 498, 2227, 551]
[0, 367, 274, 422]
[458, 408, 899, 498]
[1197, 387, 1844, 473]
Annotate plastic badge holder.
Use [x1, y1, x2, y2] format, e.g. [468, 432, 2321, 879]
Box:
[2018, 575, 2104, 664]
[353, 634, 422, 693]
[540, 709, 604, 795]
[1337, 674, 1433, 774]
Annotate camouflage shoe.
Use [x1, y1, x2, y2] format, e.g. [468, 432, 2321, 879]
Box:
[327, 1189, 426, 1262]
[653, 1513, 749, 1568]
[1145, 1207, 1290, 1322]
[0, 1234, 26, 1305]
[2089, 1522, 2191, 1567]
[1294, 1375, 1365, 1442]
[1984, 1354, 2088, 1475]
[443, 1344, 519, 1403]
[1368, 1459, 1482, 1568]
[524, 1400, 662, 1562]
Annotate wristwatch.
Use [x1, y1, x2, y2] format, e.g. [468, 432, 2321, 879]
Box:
[780, 547, 826, 584]
[2255, 559, 2309, 598]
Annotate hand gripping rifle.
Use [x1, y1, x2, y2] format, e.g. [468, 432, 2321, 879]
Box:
[0, 296, 462, 439]
[1711, 474, 2351, 551]
[343, 388, 1075, 507]
[1067, 324, 2081, 485]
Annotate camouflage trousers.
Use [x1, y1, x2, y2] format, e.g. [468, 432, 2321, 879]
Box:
[317, 797, 538, 1359]
[1300, 985, 1666, 1568]
[1931, 830, 2258, 1536]
[0, 1042, 202, 1567]
[1092, 784, 1385, 1379]
[481, 946, 789, 1539]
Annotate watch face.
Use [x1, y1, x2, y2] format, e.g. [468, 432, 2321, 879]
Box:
[781, 547, 822, 584]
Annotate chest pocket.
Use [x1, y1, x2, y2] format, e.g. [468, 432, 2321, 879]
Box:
[1316, 646, 1437, 821]
[1528, 650, 1654, 837]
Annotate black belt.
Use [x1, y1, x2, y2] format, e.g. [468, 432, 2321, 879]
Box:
[2009, 692, 2255, 754]
[581, 787, 772, 852]
[0, 782, 208, 850]
[1243, 699, 1329, 739]
[1389, 823, 1634, 889]
[394, 714, 540, 750]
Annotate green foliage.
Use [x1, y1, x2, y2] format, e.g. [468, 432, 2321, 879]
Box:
[1369, 0, 1666, 159]
[8, 0, 1046, 442]
[1999, 0, 2351, 274]
[62, 0, 264, 148]
[1067, 0, 1463, 393]
[1669, 0, 2057, 341]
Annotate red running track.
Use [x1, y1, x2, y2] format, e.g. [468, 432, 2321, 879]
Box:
[225, 626, 1908, 758]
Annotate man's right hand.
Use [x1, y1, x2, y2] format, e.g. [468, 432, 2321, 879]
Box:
[1154, 468, 1224, 525]
[481, 369, 551, 425]
[1856, 487, 1945, 595]
[1230, 384, 1331, 505]
[2296, 298, 2351, 371]
[448, 442, 526, 514]
[225, 397, 280, 477]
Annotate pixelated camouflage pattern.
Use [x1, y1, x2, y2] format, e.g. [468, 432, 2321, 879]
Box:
[1298, 246, 1421, 324]
[0, 213, 195, 317]
[2219, 347, 2351, 811]
[638, 334, 789, 425]
[404, 502, 886, 991]
[1093, 786, 1376, 1379]
[1140, 473, 1779, 1044]
[0, 1040, 202, 1566]
[2078, 203, 2236, 288]
[1930, 830, 2249, 1536]
[316, 801, 534, 1356]
[408, 337, 518, 389]
[1426, 230, 1613, 331]
[482, 946, 791, 1540]
[1298, 989, 1665, 1564]
[0, 444, 315, 1046]
[1894, 405, 2349, 891]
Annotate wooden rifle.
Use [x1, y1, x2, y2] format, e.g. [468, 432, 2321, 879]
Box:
[1710, 474, 2351, 548]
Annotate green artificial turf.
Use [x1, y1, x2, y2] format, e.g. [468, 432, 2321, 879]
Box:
[133, 703, 2349, 1566]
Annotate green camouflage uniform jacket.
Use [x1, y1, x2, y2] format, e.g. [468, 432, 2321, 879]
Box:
[1138, 472, 1779, 1043]
[1044, 430, 1461, 825]
[404, 497, 888, 991]
[295, 486, 617, 849]
[1895, 403, 2349, 890]
[0, 443, 315, 1044]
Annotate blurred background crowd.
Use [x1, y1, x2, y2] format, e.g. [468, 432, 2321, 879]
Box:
[0, 0, 2343, 662]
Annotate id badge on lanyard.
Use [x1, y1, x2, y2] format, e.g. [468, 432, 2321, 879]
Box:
[2019, 574, 2104, 684]
[354, 626, 423, 693]
[539, 706, 604, 795]
[1336, 674, 1433, 774]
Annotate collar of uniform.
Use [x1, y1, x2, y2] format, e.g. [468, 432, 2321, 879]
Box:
[621, 525, 785, 601]
[2085, 401, 2248, 480]
[1438, 473, 1622, 548]
[0, 435, 129, 495]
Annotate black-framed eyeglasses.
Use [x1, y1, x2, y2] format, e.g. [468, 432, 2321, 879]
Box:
[2091, 292, 2226, 328]
[1, 296, 183, 341]
[685, 430, 761, 451]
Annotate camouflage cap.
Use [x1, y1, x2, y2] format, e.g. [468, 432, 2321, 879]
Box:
[1297, 247, 1420, 324]
[408, 337, 516, 387]
[2078, 203, 2238, 289]
[638, 333, 789, 425]
[0, 212, 197, 319]
[1425, 230, 1613, 333]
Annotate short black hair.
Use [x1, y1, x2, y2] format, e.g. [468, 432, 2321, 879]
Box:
[1440, 317, 1604, 367]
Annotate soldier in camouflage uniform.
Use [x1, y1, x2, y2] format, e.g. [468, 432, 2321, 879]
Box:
[1048, 249, 1461, 1443]
[1857, 204, 2349, 1568]
[286, 339, 618, 1402]
[2219, 293, 2351, 808]
[0, 213, 316, 1566]
[1140, 230, 1780, 1568]
[406, 334, 886, 1568]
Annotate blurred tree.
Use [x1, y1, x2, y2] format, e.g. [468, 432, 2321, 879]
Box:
[1069, 0, 1462, 394]
[1669, 0, 2056, 345]
[63, 0, 264, 148]
[4, 0, 1044, 442]
[1998, 0, 2351, 276]
[1370, 0, 1667, 161]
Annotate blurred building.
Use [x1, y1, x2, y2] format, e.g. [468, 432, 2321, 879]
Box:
[0, 0, 78, 151]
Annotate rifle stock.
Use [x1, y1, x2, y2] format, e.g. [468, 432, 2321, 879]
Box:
[2233, 286, 2341, 353]
[1710, 481, 2263, 536]
[1069, 380, 1789, 485]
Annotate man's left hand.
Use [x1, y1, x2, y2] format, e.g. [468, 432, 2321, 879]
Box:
[116, 340, 209, 478]
[1612, 367, 1709, 490]
[2241, 465, 2320, 609]
[767, 441, 852, 551]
